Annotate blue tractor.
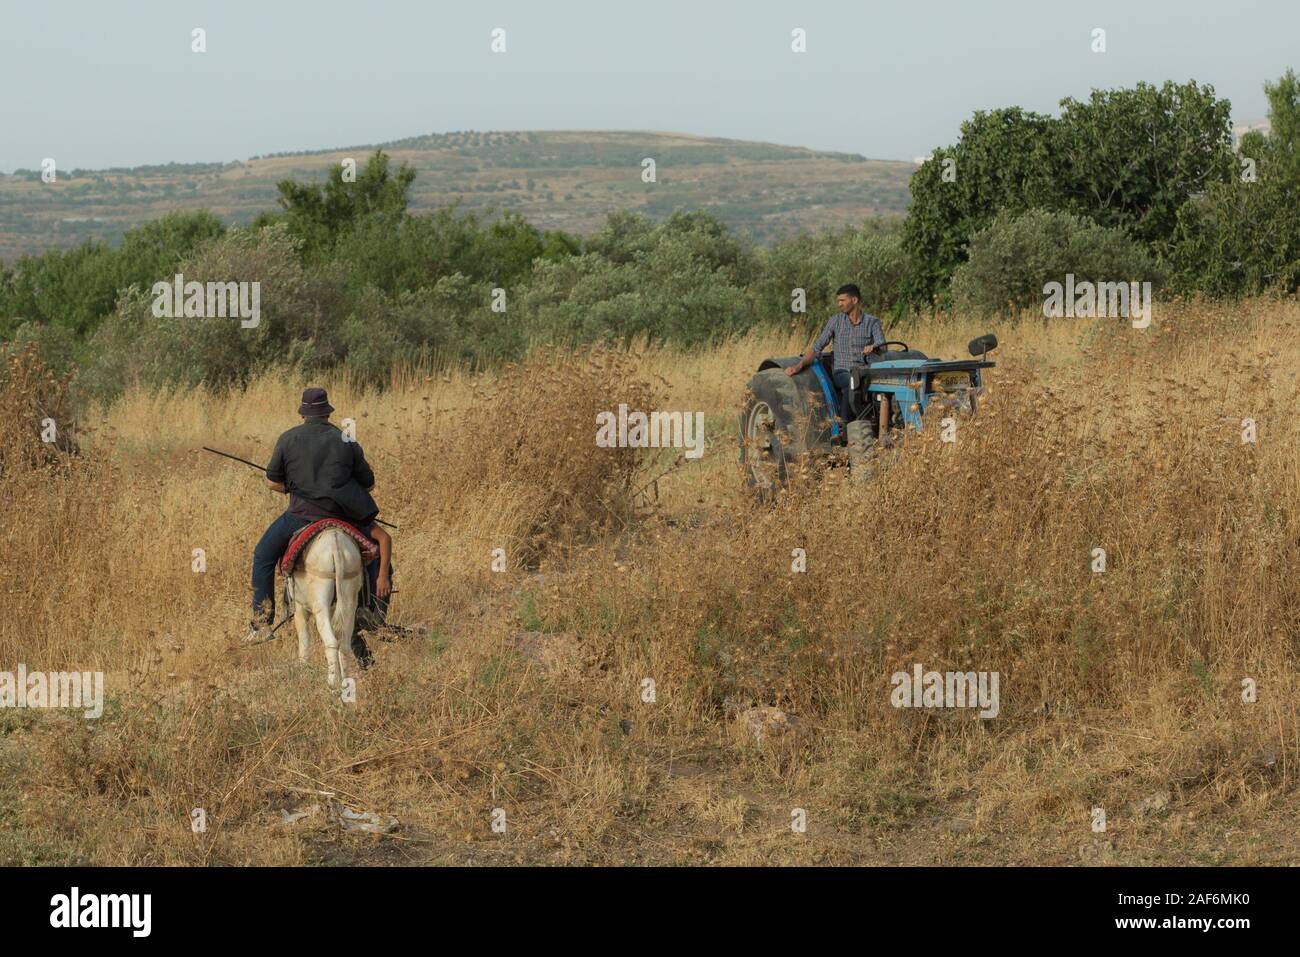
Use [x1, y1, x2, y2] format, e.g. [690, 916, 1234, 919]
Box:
[739, 334, 998, 498]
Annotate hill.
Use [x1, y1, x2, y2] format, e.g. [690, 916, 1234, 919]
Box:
[0, 130, 915, 260]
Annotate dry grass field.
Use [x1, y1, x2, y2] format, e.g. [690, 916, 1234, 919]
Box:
[2, 299, 1298, 865]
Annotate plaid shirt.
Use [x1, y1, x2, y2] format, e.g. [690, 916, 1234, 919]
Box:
[813, 311, 886, 371]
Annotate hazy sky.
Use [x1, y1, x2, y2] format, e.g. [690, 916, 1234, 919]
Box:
[2, 0, 1294, 172]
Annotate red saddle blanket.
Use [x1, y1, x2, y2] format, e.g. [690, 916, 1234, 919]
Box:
[279, 519, 379, 575]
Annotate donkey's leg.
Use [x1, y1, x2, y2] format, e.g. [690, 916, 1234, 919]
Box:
[311, 579, 341, 688]
[332, 581, 361, 681]
[292, 577, 311, 662]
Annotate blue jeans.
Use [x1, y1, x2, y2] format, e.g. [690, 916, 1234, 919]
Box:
[251, 512, 313, 620]
[832, 368, 855, 430]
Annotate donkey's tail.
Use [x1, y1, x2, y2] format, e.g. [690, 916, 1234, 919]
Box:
[330, 530, 349, 639]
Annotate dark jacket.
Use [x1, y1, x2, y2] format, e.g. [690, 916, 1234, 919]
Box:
[265, 418, 379, 527]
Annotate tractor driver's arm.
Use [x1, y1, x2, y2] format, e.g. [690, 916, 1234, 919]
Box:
[862, 313, 887, 359]
[787, 317, 836, 377]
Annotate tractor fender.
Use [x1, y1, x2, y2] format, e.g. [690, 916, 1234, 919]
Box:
[744, 359, 837, 455]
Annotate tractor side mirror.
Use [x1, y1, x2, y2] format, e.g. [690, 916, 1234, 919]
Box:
[968, 334, 998, 357]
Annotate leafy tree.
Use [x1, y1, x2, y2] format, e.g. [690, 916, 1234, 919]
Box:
[340, 274, 526, 386]
[0, 211, 224, 338]
[902, 81, 1235, 304]
[267, 150, 416, 259]
[1167, 70, 1300, 294]
[116, 210, 225, 285]
[757, 221, 909, 324]
[80, 225, 319, 398]
[585, 210, 754, 277]
[330, 206, 574, 297]
[902, 108, 1059, 305]
[0, 241, 119, 337]
[1259, 69, 1300, 179]
[584, 211, 659, 265]
[517, 213, 758, 346]
[1052, 80, 1234, 251]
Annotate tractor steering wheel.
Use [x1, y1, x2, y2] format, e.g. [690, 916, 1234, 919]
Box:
[874, 340, 910, 354]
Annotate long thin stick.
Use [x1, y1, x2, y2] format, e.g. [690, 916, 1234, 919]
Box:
[202, 446, 398, 530]
[202, 446, 267, 472]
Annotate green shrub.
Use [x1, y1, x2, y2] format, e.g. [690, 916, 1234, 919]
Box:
[331, 207, 567, 298]
[1165, 70, 1300, 296]
[952, 209, 1160, 316]
[0, 321, 79, 374]
[340, 274, 526, 386]
[79, 224, 318, 399]
[756, 223, 909, 324]
[516, 211, 758, 346]
[0, 211, 225, 339]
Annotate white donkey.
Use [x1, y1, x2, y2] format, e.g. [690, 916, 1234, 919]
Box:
[283, 528, 364, 688]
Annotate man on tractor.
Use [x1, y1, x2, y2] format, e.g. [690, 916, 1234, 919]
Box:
[244, 387, 392, 660]
[784, 283, 885, 430]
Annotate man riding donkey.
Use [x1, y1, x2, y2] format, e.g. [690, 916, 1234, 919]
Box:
[244, 387, 393, 663]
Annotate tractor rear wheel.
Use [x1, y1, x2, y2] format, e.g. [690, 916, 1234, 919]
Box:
[740, 368, 819, 501]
